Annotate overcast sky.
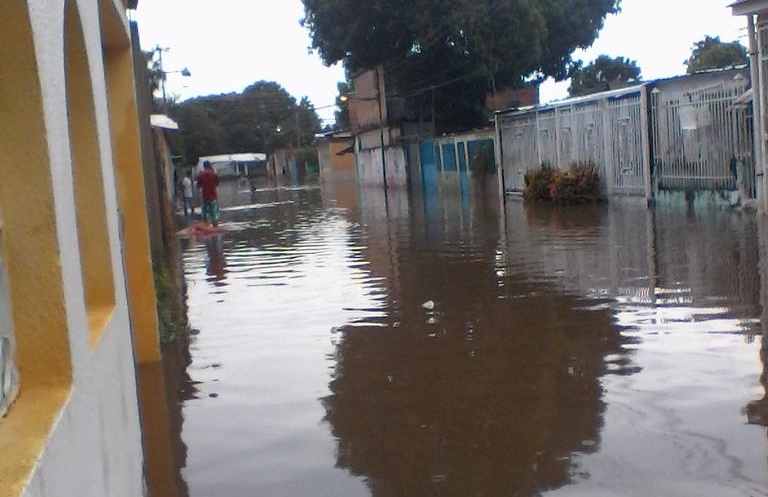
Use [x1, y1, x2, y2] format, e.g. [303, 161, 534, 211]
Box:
[134, 0, 747, 123]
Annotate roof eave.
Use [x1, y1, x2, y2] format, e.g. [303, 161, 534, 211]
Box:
[730, 0, 768, 16]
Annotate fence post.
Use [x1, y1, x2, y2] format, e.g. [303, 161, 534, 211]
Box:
[640, 85, 653, 204]
[535, 112, 543, 168]
[495, 113, 505, 202]
[554, 107, 561, 169]
[601, 98, 615, 197]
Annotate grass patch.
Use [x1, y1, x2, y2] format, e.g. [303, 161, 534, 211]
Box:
[154, 269, 188, 344]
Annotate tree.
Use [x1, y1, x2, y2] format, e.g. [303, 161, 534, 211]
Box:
[685, 36, 748, 74]
[168, 81, 322, 165]
[334, 81, 352, 131]
[568, 55, 641, 97]
[302, 0, 621, 131]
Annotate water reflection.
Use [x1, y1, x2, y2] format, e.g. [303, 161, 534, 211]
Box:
[153, 180, 768, 497]
[745, 332, 768, 426]
[747, 219, 768, 428]
[204, 236, 227, 284]
[324, 278, 622, 496]
[503, 201, 765, 496]
[322, 190, 626, 496]
[138, 339, 195, 497]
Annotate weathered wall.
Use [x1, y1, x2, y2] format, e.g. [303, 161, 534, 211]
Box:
[269, 148, 298, 183]
[0, 0, 150, 495]
[417, 131, 499, 204]
[317, 136, 356, 183]
[355, 146, 408, 188]
[348, 68, 387, 134]
[485, 85, 539, 112]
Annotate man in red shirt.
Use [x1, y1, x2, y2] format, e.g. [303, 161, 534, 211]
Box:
[196, 161, 220, 226]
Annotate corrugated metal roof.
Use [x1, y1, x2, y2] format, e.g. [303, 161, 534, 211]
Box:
[496, 65, 749, 118]
[495, 84, 644, 117]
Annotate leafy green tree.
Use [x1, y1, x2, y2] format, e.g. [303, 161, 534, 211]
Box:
[302, 0, 621, 131]
[334, 81, 352, 131]
[685, 36, 748, 74]
[169, 81, 322, 165]
[170, 100, 227, 162]
[568, 55, 641, 97]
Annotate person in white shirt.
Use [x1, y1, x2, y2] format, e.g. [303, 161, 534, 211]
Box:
[181, 170, 195, 217]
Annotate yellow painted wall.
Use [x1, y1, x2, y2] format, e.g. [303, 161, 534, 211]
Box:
[66, 0, 117, 348]
[0, 0, 160, 494]
[329, 140, 356, 173]
[0, 1, 72, 495]
[102, 0, 162, 364]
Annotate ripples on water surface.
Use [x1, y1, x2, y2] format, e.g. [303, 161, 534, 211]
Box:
[159, 180, 768, 497]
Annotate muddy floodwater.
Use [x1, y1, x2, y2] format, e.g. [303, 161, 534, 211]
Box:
[150, 178, 768, 497]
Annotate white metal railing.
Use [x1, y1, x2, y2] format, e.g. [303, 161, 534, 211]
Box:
[499, 90, 647, 196]
[0, 211, 17, 417]
[651, 83, 753, 193]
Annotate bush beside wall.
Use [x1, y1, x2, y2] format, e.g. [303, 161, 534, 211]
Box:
[524, 162, 604, 204]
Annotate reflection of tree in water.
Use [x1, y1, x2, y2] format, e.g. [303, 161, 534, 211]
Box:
[322, 214, 629, 497]
[324, 295, 624, 496]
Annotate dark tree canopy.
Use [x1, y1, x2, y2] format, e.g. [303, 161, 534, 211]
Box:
[568, 55, 641, 96]
[303, 0, 621, 130]
[685, 36, 748, 74]
[169, 81, 321, 165]
[334, 80, 351, 131]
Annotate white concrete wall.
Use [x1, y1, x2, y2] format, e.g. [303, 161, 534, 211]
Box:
[16, 0, 144, 495]
[356, 147, 408, 187]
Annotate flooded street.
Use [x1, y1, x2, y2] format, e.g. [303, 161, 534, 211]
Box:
[155, 179, 768, 497]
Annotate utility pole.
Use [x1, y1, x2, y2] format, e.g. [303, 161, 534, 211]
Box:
[155, 45, 167, 109]
[376, 66, 388, 190]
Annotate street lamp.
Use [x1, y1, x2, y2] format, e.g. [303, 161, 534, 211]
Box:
[160, 67, 191, 109]
[151, 45, 191, 110]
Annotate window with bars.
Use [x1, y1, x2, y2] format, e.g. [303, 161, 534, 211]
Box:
[0, 208, 17, 417]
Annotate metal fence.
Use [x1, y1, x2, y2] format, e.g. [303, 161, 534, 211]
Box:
[499, 113, 538, 192]
[605, 95, 646, 195]
[498, 86, 647, 196]
[650, 81, 753, 193]
[419, 132, 496, 198]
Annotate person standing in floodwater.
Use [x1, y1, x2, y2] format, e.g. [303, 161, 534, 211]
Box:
[181, 170, 195, 217]
[197, 161, 220, 226]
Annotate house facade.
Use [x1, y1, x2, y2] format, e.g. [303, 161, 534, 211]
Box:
[347, 67, 409, 188]
[731, 0, 768, 212]
[316, 132, 356, 184]
[1, 0, 162, 496]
